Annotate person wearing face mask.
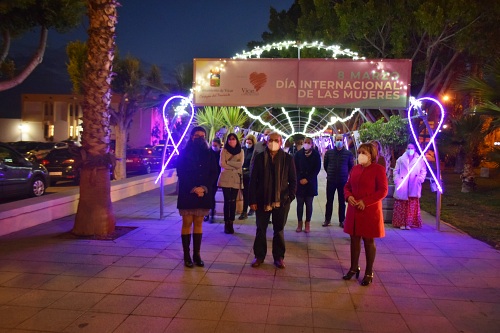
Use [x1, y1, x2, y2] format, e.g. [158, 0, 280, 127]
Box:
[249, 132, 297, 269]
[342, 143, 388, 286]
[293, 137, 321, 233]
[239, 134, 256, 220]
[204, 138, 222, 222]
[392, 143, 427, 230]
[177, 126, 219, 268]
[289, 139, 304, 156]
[323, 134, 354, 228]
[251, 128, 272, 166]
[217, 133, 244, 234]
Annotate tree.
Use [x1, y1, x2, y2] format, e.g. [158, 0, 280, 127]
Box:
[194, 106, 225, 143]
[358, 115, 409, 177]
[72, 0, 118, 237]
[294, 0, 500, 98]
[0, 0, 85, 91]
[67, 45, 169, 180]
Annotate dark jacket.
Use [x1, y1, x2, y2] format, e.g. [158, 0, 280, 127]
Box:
[249, 149, 297, 208]
[323, 147, 354, 184]
[294, 148, 321, 197]
[176, 143, 219, 210]
[242, 146, 254, 177]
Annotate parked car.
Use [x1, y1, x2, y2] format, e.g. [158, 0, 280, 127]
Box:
[152, 144, 178, 168]
[8, 141, 56, 162]
[0, 142, 49, 198]
[41, 148, 80, 185]
[126, 148, 163, 174]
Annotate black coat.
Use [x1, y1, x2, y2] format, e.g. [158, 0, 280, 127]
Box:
[323, 147, 354, 184]
[176, 143, 219, 210]
[249, 149, 297, 208]
[294, 149, 321, 197]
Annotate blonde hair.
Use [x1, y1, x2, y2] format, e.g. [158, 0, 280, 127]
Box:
[245, 134, 256, 145]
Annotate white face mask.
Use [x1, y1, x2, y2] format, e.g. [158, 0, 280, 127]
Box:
[407, 149, 415, 156]
[303, 143, 312, 151]
[212, 146, 220, 152]
[245, 143, 253, 149]
[358, 153, 369, 165]
[268, 141, 280, 151]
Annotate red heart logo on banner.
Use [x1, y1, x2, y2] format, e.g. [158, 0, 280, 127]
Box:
[249, 72, 267, 91]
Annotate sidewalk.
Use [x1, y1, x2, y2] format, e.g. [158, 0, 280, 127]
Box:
[0, 171, 498, 332]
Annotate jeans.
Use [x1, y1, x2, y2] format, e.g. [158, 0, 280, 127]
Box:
[222, 187, 238, 221]
[325, 181, 346, 223]
[296, 195, 314, 222]
[253, 203, 290, 261]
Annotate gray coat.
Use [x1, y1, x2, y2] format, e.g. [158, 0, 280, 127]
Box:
[217, 148, 244, 189]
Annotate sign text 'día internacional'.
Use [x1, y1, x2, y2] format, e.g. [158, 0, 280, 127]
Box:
[193, 58, 412, 109]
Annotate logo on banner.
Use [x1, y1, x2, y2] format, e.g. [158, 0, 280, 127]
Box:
[249, 72, 267, 91]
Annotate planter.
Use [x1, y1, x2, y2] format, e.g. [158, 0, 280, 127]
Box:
[382, 184, 395, 223]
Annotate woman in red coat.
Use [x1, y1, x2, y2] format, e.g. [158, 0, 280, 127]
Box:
[342, 143, 388, 286]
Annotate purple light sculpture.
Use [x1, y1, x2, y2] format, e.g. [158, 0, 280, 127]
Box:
[397, 97, 444, 193]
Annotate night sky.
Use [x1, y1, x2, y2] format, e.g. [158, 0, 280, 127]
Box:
[0, 0, 295, 118]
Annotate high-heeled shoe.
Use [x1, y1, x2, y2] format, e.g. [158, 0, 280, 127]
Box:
[361, 273, 374, 286]
[342, 266, 360, 280]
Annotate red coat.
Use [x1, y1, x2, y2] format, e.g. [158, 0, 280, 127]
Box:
[343, 163, 388, 238]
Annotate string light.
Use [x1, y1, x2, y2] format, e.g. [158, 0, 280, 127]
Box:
[233, 41, 364, 60]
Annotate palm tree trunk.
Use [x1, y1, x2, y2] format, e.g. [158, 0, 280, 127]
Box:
[73, 0, 118, 236]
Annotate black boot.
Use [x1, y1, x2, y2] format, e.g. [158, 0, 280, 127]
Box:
[209, 209, 215, 223]
[224, 221, 234, 234]
[192, 233, 204, 267]
[181, 234, 193, 268]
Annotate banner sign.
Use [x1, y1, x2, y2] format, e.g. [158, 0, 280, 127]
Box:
[193, 58, 412, 109]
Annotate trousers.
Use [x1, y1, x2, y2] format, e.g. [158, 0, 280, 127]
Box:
[253, 203, 290, 261]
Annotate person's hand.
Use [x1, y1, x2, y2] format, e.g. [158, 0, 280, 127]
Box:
[250, 204, 257, 211]
[193, 187, 205, 197]
[355, 199, 365, 211]
[347, 196, 357, 206]
[299, 178, 308, 185]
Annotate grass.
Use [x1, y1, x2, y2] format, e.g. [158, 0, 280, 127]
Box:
[420, 168, 500, 249]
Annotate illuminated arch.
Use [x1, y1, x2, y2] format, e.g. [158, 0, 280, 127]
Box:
[232, 41, 366, 139]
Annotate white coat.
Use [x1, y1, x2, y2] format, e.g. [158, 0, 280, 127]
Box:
[393, 152, 427, 200]
[217, 148, 244, 189]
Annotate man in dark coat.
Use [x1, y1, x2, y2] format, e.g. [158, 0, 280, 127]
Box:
[249, 132, 297, 269]
[323, 134, 354, 228]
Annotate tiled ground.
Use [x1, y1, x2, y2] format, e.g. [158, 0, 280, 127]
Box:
[0, 171, 499, 332]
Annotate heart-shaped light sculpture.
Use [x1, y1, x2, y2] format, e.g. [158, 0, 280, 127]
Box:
[155, 95, 195, 184]
[397, 97, 444, 193]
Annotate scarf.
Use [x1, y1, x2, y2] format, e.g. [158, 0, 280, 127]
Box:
[225, 143, 241, 156]
[304, 148, 313, 157]
[262, 149, 286, 211]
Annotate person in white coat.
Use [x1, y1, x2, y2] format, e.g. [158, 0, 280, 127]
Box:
[392, 143, 427, 230]
[218, 133, 244, 234]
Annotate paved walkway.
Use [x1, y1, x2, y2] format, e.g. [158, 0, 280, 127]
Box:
[0, 171, 499, 333]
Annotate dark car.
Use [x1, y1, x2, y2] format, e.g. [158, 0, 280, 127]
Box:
[0, 142, 50, 198]
[126, 148, 163, 174]
[41, 148, 80, 185]
[152, 144, 177, 169]
[8, 141, 56, 162]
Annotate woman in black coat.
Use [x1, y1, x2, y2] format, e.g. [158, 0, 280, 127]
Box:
[176, 126, 218, 268]
[293, 137, 321, 233]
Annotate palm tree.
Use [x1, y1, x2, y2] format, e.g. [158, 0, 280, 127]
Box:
[456, 58, 500, 132]
[194, 106, 225, 142]
[220, 106, 248, 139]
[72, 0, 118, 236]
